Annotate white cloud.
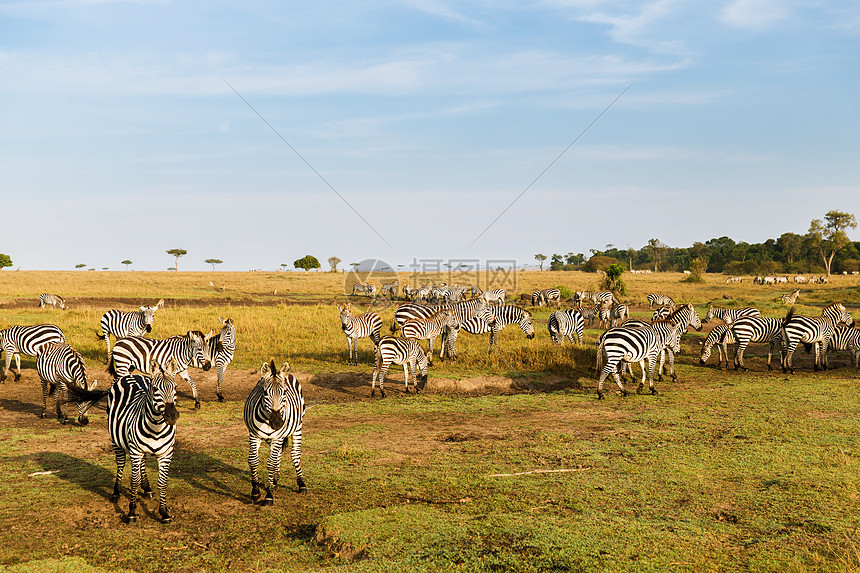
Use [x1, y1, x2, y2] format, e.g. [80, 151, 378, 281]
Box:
[720, 0, 791, 31]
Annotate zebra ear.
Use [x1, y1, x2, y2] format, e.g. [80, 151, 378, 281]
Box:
[205, 330, 213, 341]
[219, 316, 226, 325]
[261, 362, 272, 375]
[149, 359, 160, 374]
[140, 306, 147, 312]
[157, 299, 165, 308]
[280, 362, 291, 376]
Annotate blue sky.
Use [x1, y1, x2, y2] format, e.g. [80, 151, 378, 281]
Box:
[1, 0, 858, 271]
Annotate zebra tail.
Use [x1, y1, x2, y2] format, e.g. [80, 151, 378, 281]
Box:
[783, 307, 795, 326]
[389, 317, 399, 334]
[106, 356, 118, 379]
[60, 383, 109, 406]
[96, 330, 106, 341]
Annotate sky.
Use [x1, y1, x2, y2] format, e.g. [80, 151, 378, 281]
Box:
[1, 0, 859, 272]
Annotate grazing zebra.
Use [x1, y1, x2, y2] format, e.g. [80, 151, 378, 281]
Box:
[204, 317, 236, 402]
[381, 280, 399, 298]
[469, 286, 483, 297]
[351, 283, 377, 297]
[724, 316, 784, 370]
[38, 294, 66, 310]
[244, 360, 306, 505]
[703, 306, 762, 325]
[401, 309, 458, 365]
[531, 288, 561, 308]
[647, 294, 674, 309]
[655, 303, 702, 381]
[609, 303, 629, 328]
[460, 305, 536, 353]
[578, 304, 601, 327]
[777, 289, 800, 304]
[827, 325, 860, 368]
[573, 291, 592, 306]
[481, 288, 506, 306]
[371, 336, 429, 398]
[699, 324, 736, 368]
[0, 324, 67, 382]
[35, 342, 100, 423]
[337, 303, 382, 365]
[97, 305, 161, 357]
[548, 309, 584, 345]
[109, 331, 211, 409]
[781, 303, 855, 373]
[596, 321, 681, 399]
[725, 276, 743, 284]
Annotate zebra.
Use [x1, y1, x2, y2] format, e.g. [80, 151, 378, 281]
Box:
[38, 294, 66, 310]
[0, 324, 67, 382]
[460, 305, 536, 353]
[381, 280, 399, 298]
[481, 288, 506, 306]
[703, 306, 762, 325]
[531, 288, 561, 308]
[203, 317, 236, 402]
[97, 304, 161, 357]
[391, 298, 495, 359]
[401, 308, 459, 365]
[609, 303, 629, 328]
[371, 336, 429, 398]
[596, 321, 681, 399]
[109, 331, 211, 409]
[777, 289, 800, 304]
[351, 283, 377, 297]
[647, 294, 675, 309]
[699, 324, 736, 368]
[723, 316, 784, 370]
[35, 342, 100, 424]
[826, 325, 860, 368]
[469, 285, 483, 297]
[244, 360, 306, 505]
[573, 291, 592, 306]
[337, 303, 382, 365]
[651, 306, 673, 322]
[781, 303, 854, 373]
[548, 309, 584, 345]
[578, 304, 601, 327]
[725, 276, 743, 284]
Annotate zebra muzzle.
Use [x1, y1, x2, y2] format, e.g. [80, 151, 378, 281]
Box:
[202, 360, 212, 371]
[269, 410, 285, 431]
[164, 403, 180, 425]
[145, 325, 152, 333]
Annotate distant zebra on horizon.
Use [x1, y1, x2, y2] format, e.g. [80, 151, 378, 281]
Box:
[244, 360, 306, 506]
[39, 294, 66, 310]
[0, 324, 67, 382]
[97, 303, 162, 357]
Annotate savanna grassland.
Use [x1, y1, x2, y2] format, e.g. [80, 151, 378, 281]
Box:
[1, 270, 859, 572]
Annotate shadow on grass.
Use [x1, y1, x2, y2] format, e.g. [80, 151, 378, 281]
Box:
[171, 446, 250, 502]
[28, 451, 115, 500]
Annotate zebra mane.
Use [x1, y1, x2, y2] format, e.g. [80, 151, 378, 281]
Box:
[666, 304, 690, 320]
[783, 307, 796, 325]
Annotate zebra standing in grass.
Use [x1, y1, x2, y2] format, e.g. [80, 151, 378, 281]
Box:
[724, 316, 784, 370]
[244, 360, 306, 506]
[826, 325, 860, 368]
[578, 304, 601, 327]
[109, 331, 211, 409]
[0, 324, 67, 382]
[337, 303, 382, 366]
[351, 283, 376, 297]
[392, 298, 495, 359]
[39, 294, 66, 310]
[35, 342, 101, 424]
[781, 303, 854, 373]
[401, 308, 459, 365]
[97, 304, 161, 357]
[371, 336, 429, 398]
[460, 305, 536, 353]
[596, 321, 681, 399]
[703, 305, 761, 325]
[698, 324, 736, 368]
[609, 303, 629, 328]
[777, 289, 801, 304]
[647, 294, 675, 309]
[481, 288, 506, 306]
[548, 308, 584, 345]
[531, 288, 561, 308]
[204, 317, 236, 402]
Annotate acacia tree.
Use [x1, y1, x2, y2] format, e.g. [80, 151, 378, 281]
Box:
[534, 253, 547, 271]
[647, 238, 669, 272]
[75, 263, 86, 269]
[294, 255, 321, 272]
[328, 256, 342, 272]
[0, 254, 12, 270]
[121, 259, 132, 271]
[205, 258, 223, 272]
[166, 249, 187, 272]
[808, 210, 857, 276]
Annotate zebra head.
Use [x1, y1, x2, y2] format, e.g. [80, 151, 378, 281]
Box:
[140, 305, 158, 333]
[823, 302, 854, 327]
[337, 303, 352, 330]
[703, 306, 716, 323]
[218, 317, 236, 350]
[259, 360, 291, 431]
[686, 304, 703, 331]
[148, 358, 180, 426]
[415, 349, 429, 389]
[188, 331, 212, 371]
[519, 309, 536, 339]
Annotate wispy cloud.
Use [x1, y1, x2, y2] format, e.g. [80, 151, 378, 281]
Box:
[720, 0, 791, 31]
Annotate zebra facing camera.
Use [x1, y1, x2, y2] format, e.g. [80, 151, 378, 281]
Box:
[343, 258, 398, 310]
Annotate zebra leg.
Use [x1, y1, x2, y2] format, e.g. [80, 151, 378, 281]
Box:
[346, 337, 354, 366]
[427, 337, 435, 366]
[216, 364, 225, 402]
[647, 355, 658, 395]
[39, 378, 50, 419]
[110, 446, 126, 502]
[635, 360, 646, 393]
[104, 334, 113, 361]
[55, 382, 69, 423]
[377, 364, 388, 398]
[735, 340, 749, 371]
[248, 435, 263, 502]
[783, 339, 798, 374]
[667, 349, 677, 382]
[287, 431, 307, 493]
[264, 438, 284, 506]
[13, 352, 21, 381]
[156, 452, 173, 523]
[178, 369, 200, 409]
[126, 451, 145, 523]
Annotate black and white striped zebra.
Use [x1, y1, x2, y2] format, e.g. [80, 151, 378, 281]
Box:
[38, 293, 66, 310]
[781, 303, 854, 373]
[460, 305, 535, 353]
[244, 360, 306, 505]
[392, 298, 495, 359]
[481, 288, 506, 306]
[371, 336, 429, 398]
[109, 331, 211, 409]
[381, 280, 399, 298]
[724, 316, 784, 370]
[578, 304, 601, 327]
[203, 317, 236, 402]
[548, 309, 584, 345]
[337, 303, 382, 365]
[596, 321, 681, 399]
[698, 324, 736, 368]
[647, 294, 675, 309]
[401, 308, 459, 364]
[703, 305, 761, 325]
[826, 325, 860, 368]
[0, 324, 67, 382]
[35, 342, 100, 424]
[599, 302, 628, 329]
[97, 305, 161, 357]
[651, 306, 673, 322]
[531, 288, 561, 308]
[351, 283, 377, 297]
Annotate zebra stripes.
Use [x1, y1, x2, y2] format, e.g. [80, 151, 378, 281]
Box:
[597, 321, 681, 399]
[109, 331, 211, 409]
[576, 291, 616, 306]
[351, 283, 377, 297]
[244, 360, 306, 505]
[35, 342, 100, 424]
[532, 288, 561, 308]
[372, 337, 429, 398]
[338, 303, 382, 365]
[460, 305, 535, 353]
[391, 298, 494, 359]
[38, 294, 66, 310]
[777, 289, 800, 304]
[97, 305, 160, 356]
[699, 324, 735, 368]
[647, 294, 675, 309]
[481, 289, 506, 306]
[599, 302, 629, 329]
[827, 325, 860, 368]
[204, 317, 236, 402]
[724, 316, 784, 370]
[401, 308, 458, 364]
[548, 309, 584, 345]
[0, 324, 67, 382]
[781, 303, 854, 373]
[703, 306, 761, 325]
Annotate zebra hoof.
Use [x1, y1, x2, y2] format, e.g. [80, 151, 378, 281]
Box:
[124, 514, 137, 524]
[217, 394, 225, 403]
[636, 385, 643, 395]
[142, 491, 154, 499]
[78, 416, 89, 426]
[14, 374, 21, 382]
[380, 391, 387, 398]
[651, 388, 659, 395]
[194, 401, 201, 410]
[299, 486, 308, 494]
[596, 391, 604, 400]
[657, 375, 663, 382]
[261, 498, 274, 506]
[159, 510, 173, 524]
[671, 375, 678, 382]
[621, 389, 629, 397]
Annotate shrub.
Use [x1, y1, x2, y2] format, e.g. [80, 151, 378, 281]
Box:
[582, 256, 619, 273]
[600, 264, 627, 295]
[555, 285, 573, 300]
[682, 257, 708, 284]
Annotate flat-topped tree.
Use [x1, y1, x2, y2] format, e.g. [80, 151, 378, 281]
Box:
[121, 260, 132, 271]
[205, 259, 223, 272]
[166, 249, 187, 272]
